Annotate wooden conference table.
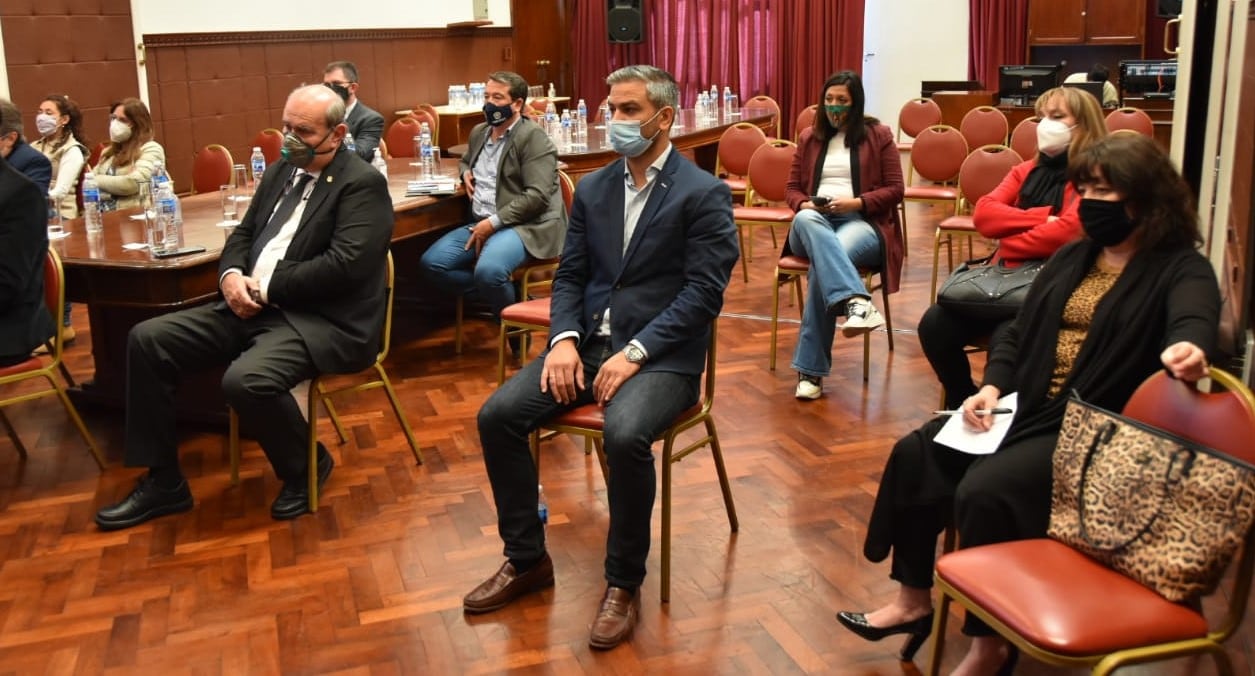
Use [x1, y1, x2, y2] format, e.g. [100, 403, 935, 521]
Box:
[447, 107, 778, 181]
[57, 157, 468, 420]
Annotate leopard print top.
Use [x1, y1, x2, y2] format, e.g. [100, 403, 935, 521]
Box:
[1048, 257, 1124, 396]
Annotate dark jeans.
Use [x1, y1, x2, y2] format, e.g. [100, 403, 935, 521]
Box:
[477, 335, 699, 589]
[917, 304, 1014, 409]
[125, 304, 319, 483]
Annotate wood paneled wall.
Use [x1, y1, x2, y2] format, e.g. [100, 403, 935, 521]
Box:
[142, 27, 512, 192]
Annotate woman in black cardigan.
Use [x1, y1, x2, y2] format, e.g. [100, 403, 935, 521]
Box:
[836, 134, 1221, 675]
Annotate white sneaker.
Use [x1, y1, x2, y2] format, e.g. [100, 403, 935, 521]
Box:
[795, 374, 823, 400]
[841, 298, 885, 337]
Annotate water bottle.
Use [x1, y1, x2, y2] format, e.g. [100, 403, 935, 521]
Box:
[82, 171, 103, 234]
[547, 82, 556, 99]
[537, 483, 549, 539]
[418, 122, 434, 179]
[344, 131, 356, 154]
[447, 84, 458, 109]
[710, 84, 720, 117]
[544, 100, 558, 136]
[559, 110, 572, 150]
[724, 86, 739, 118]
[576, 98, 588, 124]
[155, 180, 182, 252]
[696, 92, 709, 124]
[599, 100, 611, 128]
[150, 160, 168, 196]
[371, 148, 388, 179]
[250, 147, 266, 187]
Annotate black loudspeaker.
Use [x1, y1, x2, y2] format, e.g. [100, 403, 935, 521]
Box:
[608, 0, 644, 43]
[1157, 0, 1182, 17]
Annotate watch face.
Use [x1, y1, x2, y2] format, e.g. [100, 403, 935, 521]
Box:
[625, 345, 645, 363]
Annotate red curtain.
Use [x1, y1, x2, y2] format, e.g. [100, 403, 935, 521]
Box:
[968, 0, 1030, 90]
[572, 0, 863, 139]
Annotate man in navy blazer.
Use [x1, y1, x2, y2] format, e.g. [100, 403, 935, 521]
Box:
[0, 99, 51, 193]
[465, 65, 738, 650]
[95, 85, 394, 530]
[0, 154, 54, 366]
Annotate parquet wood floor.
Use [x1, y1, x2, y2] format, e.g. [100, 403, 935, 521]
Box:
[1, 197, 1252, 675]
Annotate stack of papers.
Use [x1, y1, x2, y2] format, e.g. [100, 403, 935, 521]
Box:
[406, 178, 458, 196]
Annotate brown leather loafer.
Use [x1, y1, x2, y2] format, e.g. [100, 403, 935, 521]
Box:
[588, 586, 640, 650]
[462, 553, 554, 614]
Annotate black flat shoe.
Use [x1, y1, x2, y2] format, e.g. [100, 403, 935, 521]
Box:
[270, 447, 334, 520]
[95, 473, 193, 531]
[835, 610, 935, 661]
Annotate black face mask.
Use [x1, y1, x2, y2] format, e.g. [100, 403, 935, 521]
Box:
[483, 101, 515, 127]
[324, 82, 351, 103]
[1080, 198, 1138, 247]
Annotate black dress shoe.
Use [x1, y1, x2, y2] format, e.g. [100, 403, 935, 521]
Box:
[270, 447, 334, 520]
[95, 474, 193, 531]
[836, 610, 935, 661]
[463, 553, 555, 614]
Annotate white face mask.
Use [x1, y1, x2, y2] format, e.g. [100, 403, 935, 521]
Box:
[35, 113, 60, 137]
[1036, 118, 1073, 156]
[109, 118, 133, 143]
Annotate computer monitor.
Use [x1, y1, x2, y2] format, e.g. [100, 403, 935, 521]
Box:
[1119, 59, 1178, 97]
[998, 64, 1061, 106]
[1062, 80, 1105, 106]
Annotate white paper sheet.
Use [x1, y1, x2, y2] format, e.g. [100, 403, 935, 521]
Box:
[933, 392, 1019, 455]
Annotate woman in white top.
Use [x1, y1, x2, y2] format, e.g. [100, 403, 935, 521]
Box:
[94, 97, 166, 210]
[32, 94, 88, 219]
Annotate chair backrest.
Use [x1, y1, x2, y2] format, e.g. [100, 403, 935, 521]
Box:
[745, 95, 782, 138]
[1121, 367, 1255, 638]
[1105, 107, 1154, 136]
[1008, 116, 1040, 163]
[87, 141, 107, 168]
[385, 117, 422, 158]
[716, 122, 769, 178]
[413, 102, 439, 138]
[959, 105, 1009, 149]
[42, 248, 65, 363]
[744, 139, 798, 204]
[794, 104, 818, 143]
[191, 144, 234, 194]
[594, 97, 610, 123]
[376, 251, 396, 363]
[898, 97, 943, 141]
[910, 124, 969, 183]
[377, 138, 390, 159]
[957, 144, 1022, 211]
[558, 169, 574, 214]
[252, 128, 284, 164]
[409, 109, 439, 143]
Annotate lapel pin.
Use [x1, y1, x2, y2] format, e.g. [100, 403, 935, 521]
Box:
[326, 175, 334, 183]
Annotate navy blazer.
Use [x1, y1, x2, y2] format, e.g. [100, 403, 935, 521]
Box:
[548, 149, 738, 376]
[0, 156, 54, 358]
[7, 139, 51, 194]
[219, 148, 394, 373]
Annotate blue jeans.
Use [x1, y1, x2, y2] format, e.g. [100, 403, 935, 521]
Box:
[419, 224, 528, 319]
[788, 209, 881, 377]
[477, 336, 700, 589]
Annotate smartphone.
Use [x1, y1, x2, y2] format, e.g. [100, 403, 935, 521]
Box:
[810, 195, 830, 206]
[152, 245, 207, 259]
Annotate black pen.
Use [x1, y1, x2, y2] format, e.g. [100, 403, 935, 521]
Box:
[933, 407, 1014, 416]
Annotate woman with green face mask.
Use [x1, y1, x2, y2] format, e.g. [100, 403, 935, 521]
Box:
[780, 70, 905, 400]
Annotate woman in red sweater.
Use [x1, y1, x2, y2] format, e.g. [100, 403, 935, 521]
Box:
[920, 86, 1106, 407]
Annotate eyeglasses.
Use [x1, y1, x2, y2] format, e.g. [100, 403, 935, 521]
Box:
[108, 115, 131, 124]
[325, 80, 355, 87]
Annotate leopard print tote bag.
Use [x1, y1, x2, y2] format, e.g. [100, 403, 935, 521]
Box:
[1047, 395, 1255, 602]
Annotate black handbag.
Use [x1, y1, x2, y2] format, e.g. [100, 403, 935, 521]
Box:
[935, 255, 1045, 321]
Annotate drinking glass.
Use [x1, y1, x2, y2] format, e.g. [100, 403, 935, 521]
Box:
[46, 196, 65, 239]
[219, 184, 240, 225]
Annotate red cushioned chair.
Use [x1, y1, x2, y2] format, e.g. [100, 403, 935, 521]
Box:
[251, 128, 284, 165]
[897, 97, 944, 154]
[385, 116, 422, 158]
[732, 140, 797, 282]
[958, 106, 1009, 151]
[191, 144, 234, 195]
[745, 94, 782, 138]
[901, 125, 968, 258]
[1105, 107, 1154, 137]
[1008, 116, 1040, 167]
[794, 104, 818, 143]
[927, 367, 1255, 676]
[714, 122, 769, 205]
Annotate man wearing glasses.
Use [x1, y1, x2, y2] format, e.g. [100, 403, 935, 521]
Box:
[323, 60, 384, 161]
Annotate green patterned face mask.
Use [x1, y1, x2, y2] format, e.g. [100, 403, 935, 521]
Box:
[825, 104, 850, 116]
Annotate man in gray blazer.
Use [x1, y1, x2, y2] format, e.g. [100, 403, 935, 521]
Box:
[323, 61, 384, 161]
[419, 70, 566, 325]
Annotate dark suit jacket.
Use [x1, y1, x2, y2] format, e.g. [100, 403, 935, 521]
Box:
[7, 139, 52, 194]
[461, 117, 567, 259]
[0, 156, 54, 358]
[548, 149, 738, 376]
[346, 100, 385, 161]
[219, 148, 394, 373]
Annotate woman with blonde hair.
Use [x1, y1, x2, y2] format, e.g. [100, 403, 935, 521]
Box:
[94, 97, 166, 210]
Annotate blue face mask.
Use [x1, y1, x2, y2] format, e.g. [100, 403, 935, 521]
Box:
[608, 109, 664, 158]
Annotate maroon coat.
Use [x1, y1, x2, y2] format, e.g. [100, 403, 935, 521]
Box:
[784, 121, 905, 293]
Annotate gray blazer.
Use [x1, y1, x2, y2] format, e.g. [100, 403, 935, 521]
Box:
[460, 117, 567, 259]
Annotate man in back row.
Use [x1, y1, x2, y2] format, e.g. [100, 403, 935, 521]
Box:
[463, 65, 739, 650]
[95, 84, 394, 529]
[323, 60, 385, 161]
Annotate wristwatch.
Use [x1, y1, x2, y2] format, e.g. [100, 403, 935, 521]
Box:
[623, 343, 647, 364]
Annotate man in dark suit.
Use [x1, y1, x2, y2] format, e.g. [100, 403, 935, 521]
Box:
[323, 61, 384, 161]
[0, 154, 54, 367]
[95, 85, 395, 530]
[0, 99, 51, 193]
[419, 70, 566, 325]
[464, 65, 739, 650]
